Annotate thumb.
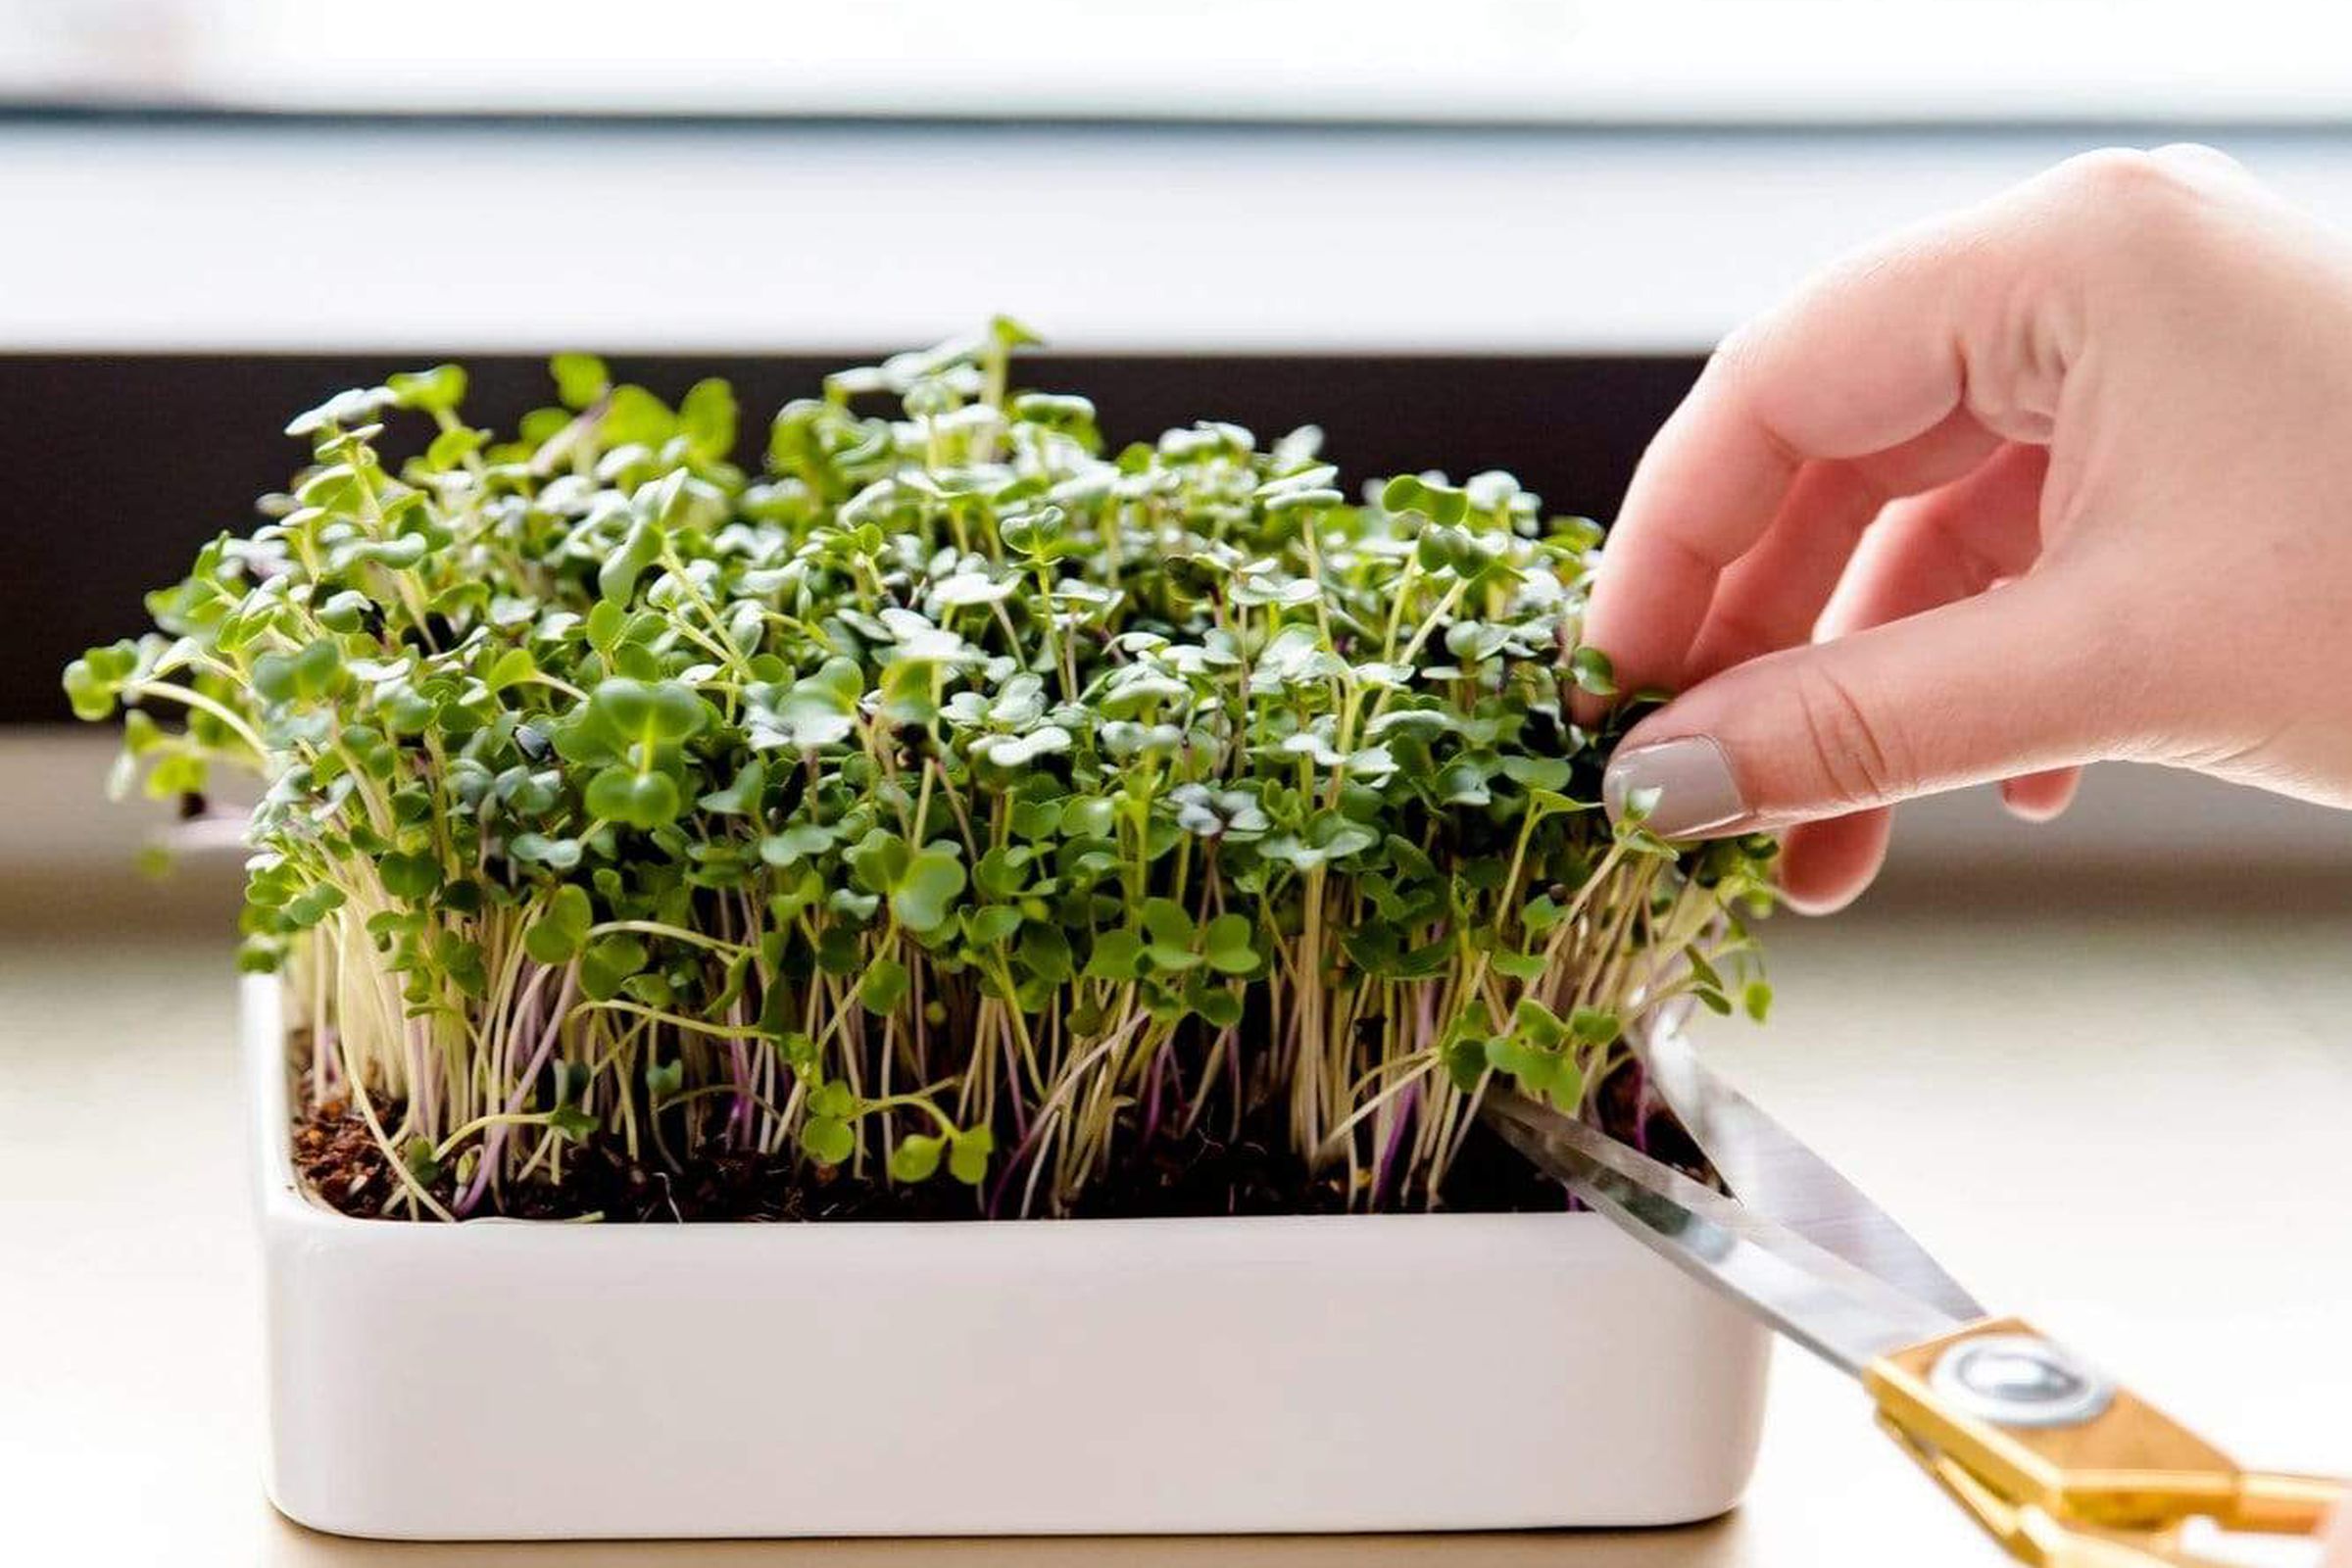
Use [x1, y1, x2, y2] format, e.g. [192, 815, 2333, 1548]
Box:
[1600, 575, 2133, 837]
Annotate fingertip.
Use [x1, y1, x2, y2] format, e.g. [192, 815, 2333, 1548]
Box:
[1773, 809, 1892, 915]
[2000, 766, 2082, 823]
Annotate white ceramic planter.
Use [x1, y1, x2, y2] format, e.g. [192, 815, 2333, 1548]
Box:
[246, 977, 1771, 1540]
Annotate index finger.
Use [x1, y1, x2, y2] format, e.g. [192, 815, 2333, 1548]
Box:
[1583, 180, 2062, 697]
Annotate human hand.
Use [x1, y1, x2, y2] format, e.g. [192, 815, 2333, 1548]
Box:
[1583, 147, 2352, 912]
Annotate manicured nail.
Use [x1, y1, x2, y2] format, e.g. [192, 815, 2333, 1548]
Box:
[1603, 736, 1747, 836]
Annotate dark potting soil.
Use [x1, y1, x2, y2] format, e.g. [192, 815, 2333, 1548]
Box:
[292, 1056, 1709, 1224]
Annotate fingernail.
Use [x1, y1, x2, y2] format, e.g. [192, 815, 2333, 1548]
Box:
[1602, 736, 1748, 836]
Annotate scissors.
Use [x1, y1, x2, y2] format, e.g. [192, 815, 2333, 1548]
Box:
[1483, 1031, 2345, 1568]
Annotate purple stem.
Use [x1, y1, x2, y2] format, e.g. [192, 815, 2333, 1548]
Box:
[985, 1118, 1044, 1220]
[1369, 1079, 1420, 1209]
[727, 1035, 754, 1149]
[1138, 1037, 1172, 1150]
[723, 900, 754, 1147]
[455, 965, 577, 1217]
[1002, 1029, 1030, 1143]
[986, 1028, 1090, 1218]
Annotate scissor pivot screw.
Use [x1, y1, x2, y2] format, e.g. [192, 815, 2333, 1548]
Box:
[1929, 1334, 2114, 1429]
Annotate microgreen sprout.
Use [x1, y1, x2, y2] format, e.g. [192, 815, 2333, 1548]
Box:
[68, 322, 1776, 1218]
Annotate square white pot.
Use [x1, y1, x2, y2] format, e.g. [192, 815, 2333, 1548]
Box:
[246, 977, 1771, 1540]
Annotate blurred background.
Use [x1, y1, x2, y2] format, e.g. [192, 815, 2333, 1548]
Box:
[4, 6, 2349, 1564]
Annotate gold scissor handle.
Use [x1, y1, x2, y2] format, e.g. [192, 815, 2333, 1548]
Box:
[1877, 1413, 2198, 1568]
[1864, 1316, 2345, 1567]
[2224, 1469, 2343, 1534]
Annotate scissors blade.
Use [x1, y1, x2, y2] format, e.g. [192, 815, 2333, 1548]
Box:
[1484, 1091, 1968, 1375]
[1636, 1026, 1986, 1324]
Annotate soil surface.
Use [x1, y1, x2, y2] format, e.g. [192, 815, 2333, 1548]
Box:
[294, 1060, 1709, 1223]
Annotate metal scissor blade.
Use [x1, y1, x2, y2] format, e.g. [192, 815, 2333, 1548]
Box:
[1484, 1092, 1968, 1375]
[1636, 1026, 1986, 1324]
